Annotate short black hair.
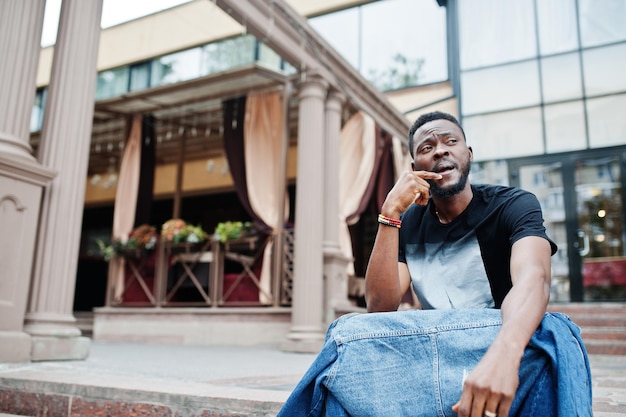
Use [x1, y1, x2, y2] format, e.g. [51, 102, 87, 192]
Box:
[408, 111, 466, 157]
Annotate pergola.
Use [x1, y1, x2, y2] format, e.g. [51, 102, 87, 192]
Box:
[0, 0, 412, 362]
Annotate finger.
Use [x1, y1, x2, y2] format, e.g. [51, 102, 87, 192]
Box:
[414, 170, 443, 180]
[414, 191, 429, 206]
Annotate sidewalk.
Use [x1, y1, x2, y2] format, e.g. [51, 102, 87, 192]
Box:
[0, 341, 625, 416]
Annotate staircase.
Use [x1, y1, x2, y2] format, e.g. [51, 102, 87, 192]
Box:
[547, 302, 626, 355]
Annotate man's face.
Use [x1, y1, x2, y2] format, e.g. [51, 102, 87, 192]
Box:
[411, 119, 473, 198]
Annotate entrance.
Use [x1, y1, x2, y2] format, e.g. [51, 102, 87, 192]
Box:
[510, 148, 626, 302]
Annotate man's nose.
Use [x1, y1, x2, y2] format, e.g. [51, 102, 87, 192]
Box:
[433, 144, 449, 158]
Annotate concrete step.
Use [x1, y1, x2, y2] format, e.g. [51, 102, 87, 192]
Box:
[582, 327, 626, 341]
[583, 340, 626, 356]
[73, 311, 94, 337]
[548, 303, 626, 355]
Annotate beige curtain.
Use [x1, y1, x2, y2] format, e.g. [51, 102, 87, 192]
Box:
[110, 114, 142, 301]
[392, 136, 414, 181]
[244, 90, 288, 303]
[339, 111, 376, 276]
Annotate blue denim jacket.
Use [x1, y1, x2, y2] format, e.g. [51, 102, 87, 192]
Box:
[277, 309, 592, 417]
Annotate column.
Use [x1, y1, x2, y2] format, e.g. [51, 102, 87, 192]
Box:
[0, 1, 56, 362]
[283, 72, 328, 352]
[24, 0, 103, 361]
[323, 89, 352, 325]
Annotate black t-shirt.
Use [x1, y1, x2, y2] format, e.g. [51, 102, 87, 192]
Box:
[398, 184, 557, 309]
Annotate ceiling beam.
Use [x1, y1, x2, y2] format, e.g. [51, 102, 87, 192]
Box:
[214, 0, 411, 142]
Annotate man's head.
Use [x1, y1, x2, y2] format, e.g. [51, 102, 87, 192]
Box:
[408, 111, 466, 158]
[409, 111, 472, 199]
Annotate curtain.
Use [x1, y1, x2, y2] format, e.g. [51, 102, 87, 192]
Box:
[111, 114, 142, 301]
[134, 114, 156, 227]
[244, 90, 288, 304]
[338, 111, 376, 276]
[392, 136, 413, 181]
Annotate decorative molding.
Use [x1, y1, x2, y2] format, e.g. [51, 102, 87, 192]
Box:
[0, 194, 26, 212]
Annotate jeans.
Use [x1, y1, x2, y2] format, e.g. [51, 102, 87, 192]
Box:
[277, 309, 592, 417]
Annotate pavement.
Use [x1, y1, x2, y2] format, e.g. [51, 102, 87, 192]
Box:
[0, 341, 625, 416]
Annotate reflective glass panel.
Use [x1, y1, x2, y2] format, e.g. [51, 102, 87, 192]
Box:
[582, 43, 626, 97]
[200, 35, 255, 76]
[30, 88, 46, 132]
[540, 53, 583, 103]
[544, 101, 587, 153]
[461, 61, 541, 115]
[361, 0, 448, 89]
[463, 107, 543, 160]
[95, 67, 129, 100]
[575, 157, 625, 300]
[470, 160, 509, 186]
[151, 47, 202, 87]
[579, 0, 626, 47]
[587, 93, 626, 148]
[309, 7, 360, 71]
[518, 163, 570, 301]
[536, 0, 579, 55]
[129, 61, 151, 92]
[459, 0, 536, 69]
[258, 42, 282, 71]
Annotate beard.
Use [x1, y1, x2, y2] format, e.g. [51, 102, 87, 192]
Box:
[428, 160, 471, 199]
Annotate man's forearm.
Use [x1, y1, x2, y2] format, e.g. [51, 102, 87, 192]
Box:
[364, 225, 403, 312]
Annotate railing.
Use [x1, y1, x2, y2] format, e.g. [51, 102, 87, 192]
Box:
[105, 229, 294, 308]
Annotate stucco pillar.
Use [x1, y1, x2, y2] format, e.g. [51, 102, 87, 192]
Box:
[323, 89, 352, 326]
[0, 0, 56, 363]
[24, 0, 103, 361]
[283, 73, 328, 352]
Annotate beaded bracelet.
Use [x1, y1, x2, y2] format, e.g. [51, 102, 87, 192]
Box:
[377, 214, 402, 229]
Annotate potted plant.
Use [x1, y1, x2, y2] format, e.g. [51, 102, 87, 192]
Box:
[161, 218, 209, 253]
[97, 224, 158, 260]
[213, 221, 253, 243]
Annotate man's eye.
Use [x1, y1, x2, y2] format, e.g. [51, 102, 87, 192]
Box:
[420, 146, 432, 154]
[448, 138, 458, 144]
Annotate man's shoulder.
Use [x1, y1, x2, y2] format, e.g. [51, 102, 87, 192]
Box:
[472, 183, 533, 203]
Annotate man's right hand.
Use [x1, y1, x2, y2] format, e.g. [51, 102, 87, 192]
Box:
[381, 171, 442, 218]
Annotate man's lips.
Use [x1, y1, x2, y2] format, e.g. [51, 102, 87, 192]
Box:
[433, 163, 456, 174]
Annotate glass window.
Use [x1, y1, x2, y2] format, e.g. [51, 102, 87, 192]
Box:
[461, 61, 541, 115]
[463, 107, 544, 160]
[541, 53, 583, 103]
[587, 93, 626, 147]
[459, 0, 537, 70]
[152, 47, 203, 87]
[361, 0, 448, 89]
[579, 0, 626, 48]
[200, 35, 256, 76]
[95, 67, 129, 100]
[30, 88, 47, 132]
[129, 61, 151, 92]
[536, 0, 579, 55]
[309, 7, 360, 71]
[544, 101, 587, 153]
[582, 43, 626, 97]
[258, 42, 282, 71]
[470, 160, 510, 186]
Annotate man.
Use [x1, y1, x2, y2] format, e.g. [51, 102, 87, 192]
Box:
[366, 111, 555, 417]
[277, 111, 592, 417]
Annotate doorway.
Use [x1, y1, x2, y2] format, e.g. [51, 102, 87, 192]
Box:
[509, 147, 626, 302]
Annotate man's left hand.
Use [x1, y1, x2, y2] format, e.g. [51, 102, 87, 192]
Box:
[451, 343, 519, 417]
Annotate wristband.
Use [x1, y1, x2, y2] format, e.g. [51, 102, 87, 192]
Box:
[378, 214, 402, 229]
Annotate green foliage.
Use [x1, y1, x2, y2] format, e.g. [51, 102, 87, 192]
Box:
[214, 221, 252, 243]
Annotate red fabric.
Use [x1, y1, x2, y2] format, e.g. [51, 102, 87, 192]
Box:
[583, 258, 626, 287]
[223, 266, 262, 302]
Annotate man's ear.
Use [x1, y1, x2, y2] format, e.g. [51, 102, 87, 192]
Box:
[411, 160, 416, 171]
[468, 146, 474, 162]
